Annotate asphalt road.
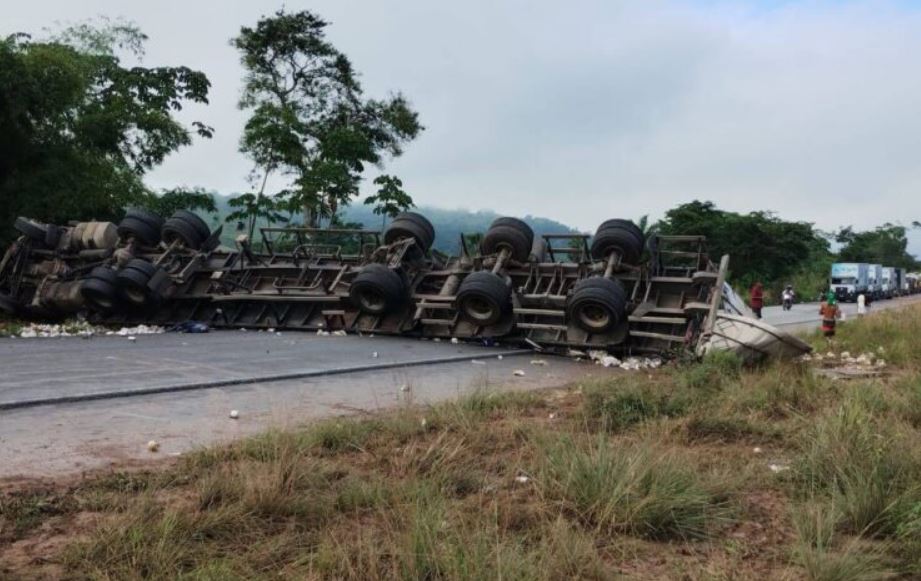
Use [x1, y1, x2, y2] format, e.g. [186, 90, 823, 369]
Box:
[0, 332, 603, 478]
[760, 294, 921, 332]
[0, 331, 529, 408]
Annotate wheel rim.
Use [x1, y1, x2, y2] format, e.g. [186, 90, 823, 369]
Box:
[463, 295, 497, 323]
[87, 292, 113, 310]
[124, 286, 147, 305]
[578, 302, 612, 331]
[359, 288, 386, 313]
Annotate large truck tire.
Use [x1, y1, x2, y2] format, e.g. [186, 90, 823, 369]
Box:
[480, 217, 534, 262]
[162, 217, 205, 250]
[80, 267, 120, 311]
[383, 212, 435, 251]
[14, 217, 49, 244]
[590, 222, 644, 265]
[116, 259, 166, 306]
[455, 271, 511, 326]
[349, 264, 407, 315]
[118, 208, 164, 246]
[566, 277, 627, 334]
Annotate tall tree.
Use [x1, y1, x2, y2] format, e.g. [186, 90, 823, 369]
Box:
[231, 9, 423, 227]
[0, 20, 212, 243]
[364, 175, 414, 229]
[225, 193, 289, 241]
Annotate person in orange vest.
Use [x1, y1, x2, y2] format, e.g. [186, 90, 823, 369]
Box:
[819, 290, 841, 338]
[749, 282, 764, 319]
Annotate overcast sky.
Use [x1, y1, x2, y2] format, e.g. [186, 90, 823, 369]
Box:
[5, 0, 921, 252]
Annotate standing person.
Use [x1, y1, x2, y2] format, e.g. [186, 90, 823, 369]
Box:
[857, 293, 866, 318]
[820, 291, 840, 339]
[749, 282, 764, 319]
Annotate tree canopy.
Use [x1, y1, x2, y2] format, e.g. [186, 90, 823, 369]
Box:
[836, 224, 919, 270]
[0, 21, 212, 243]
[364, 175, 414, 219]
[656, 201, 830, 286]
[231, 9, 423, 227]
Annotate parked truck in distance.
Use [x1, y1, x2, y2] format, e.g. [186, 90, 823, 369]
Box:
[881, 267, 897, 299]
[830, 263, 869, 302]
[869, 264, 883, 299]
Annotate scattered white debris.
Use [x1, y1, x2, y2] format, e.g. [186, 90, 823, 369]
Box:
[316, 329, 330, 336]
[127, 336, 137, 342]
[876, 359, 887, 368]
[372, 351, 379, 358]
[826, 351, 836, 358]
[513, 369, 526, 377]
[497, 355, 503, 360]
[433, 337, 441, 342]
[267, 328, 275, 333]
[567, 349, 587, 358]
[450, 337, 459, 344]
[840, 351, 851, 359]
[111, 325, 164, 337]
[400, 384, 411, 392]
[229, 410, 239, 419]
[420, 418, 428, 428]
[147, 440, 160, 452]
[768, 463, 789, 473]
[10, 321, 166, 339]
[530, 359, 548, 366]
[471, 359, 486, 365]
[877, 346, 886, 353]
[276, 332, 283, 336]
[332, 330, 347, 336]
[548, 412, 557, 420]
[514, 475, 530, 484]
[753, 447, 763, 454]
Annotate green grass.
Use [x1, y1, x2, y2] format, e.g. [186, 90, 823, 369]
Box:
[537, 437, 730, 540]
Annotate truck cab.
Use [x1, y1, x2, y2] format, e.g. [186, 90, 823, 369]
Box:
[830, 263, 869, 302]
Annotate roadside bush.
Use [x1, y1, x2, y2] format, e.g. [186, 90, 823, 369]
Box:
[537, 437, 729, 540]
[679, 350, 743, 390]
[795, 396, 921, 536]
[583, 377, 693, 432]
[791, 500, 890, 581]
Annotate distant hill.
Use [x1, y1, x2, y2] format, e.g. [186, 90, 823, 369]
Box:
[209, 195, 580, 254]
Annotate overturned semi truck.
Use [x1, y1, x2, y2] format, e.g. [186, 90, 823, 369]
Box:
[0, 210, 810, 361]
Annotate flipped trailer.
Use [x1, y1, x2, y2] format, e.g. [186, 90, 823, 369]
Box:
[0, 211, 809, 360]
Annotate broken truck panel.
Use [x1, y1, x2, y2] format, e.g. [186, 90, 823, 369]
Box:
[695, 256, 812, 363]
[0, 210, 807, 359]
